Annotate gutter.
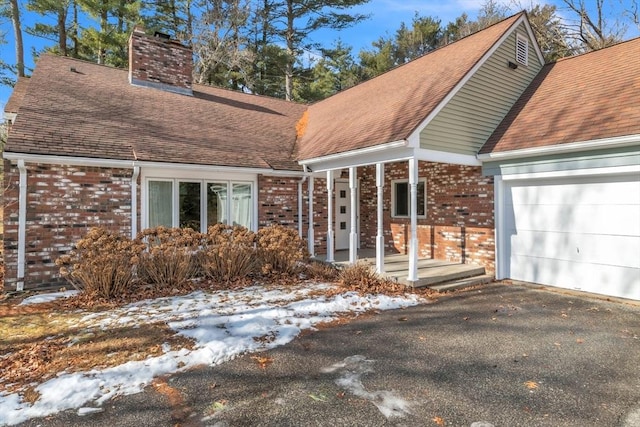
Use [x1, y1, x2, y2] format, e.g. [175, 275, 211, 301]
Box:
[297, 174, 308, 238]
[131, 165, 140, 238]
[477, 134, 640, 162]
[16, 159, 27, 291]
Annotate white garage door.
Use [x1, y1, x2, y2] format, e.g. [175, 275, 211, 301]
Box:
[502, 172, 640, 300]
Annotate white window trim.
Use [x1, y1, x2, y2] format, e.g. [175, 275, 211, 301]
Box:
[391, 178, 427, 219]
[141, 167, 258, 231]
[516, 33, 529, 66]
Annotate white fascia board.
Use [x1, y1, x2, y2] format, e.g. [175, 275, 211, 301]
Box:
[3, 152, 305, 176]
[501, 164, 640, 181]
[299, 140, 408, 172]
[477, 134, 640, 162]
[301, 145, 415, 173]
[407, 14, 528, 144]
[3, 152, 135, 168]
[415, 148, 482, 166]
[522, 16, 545, 66]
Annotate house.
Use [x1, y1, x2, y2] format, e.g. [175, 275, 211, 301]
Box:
[3, 13, 639, 300]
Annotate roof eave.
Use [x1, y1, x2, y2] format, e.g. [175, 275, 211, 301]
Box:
[477, 134, 640, 162]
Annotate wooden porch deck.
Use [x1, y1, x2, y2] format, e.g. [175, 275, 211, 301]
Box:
[324, 250, 492, 289]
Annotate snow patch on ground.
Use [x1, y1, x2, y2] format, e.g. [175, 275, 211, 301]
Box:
[322, 354, 413, 419]
[18, 290, 79, 305]
[0, 283, 424, 426]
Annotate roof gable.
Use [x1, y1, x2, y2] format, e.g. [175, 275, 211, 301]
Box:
[419, 20, 544, 156]
[481, 37, 640, 155]
[296, 13, 526, 161]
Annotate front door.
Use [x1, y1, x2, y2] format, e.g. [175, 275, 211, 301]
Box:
[334, 180, 359, 250]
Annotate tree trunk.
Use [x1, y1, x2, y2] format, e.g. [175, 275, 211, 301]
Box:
[9, 0, 25, 77]
[284, 0, 294, 101]
[71, 0, 79, 57]
[98, 4, 108, 64]
[58, 5, 68, 56]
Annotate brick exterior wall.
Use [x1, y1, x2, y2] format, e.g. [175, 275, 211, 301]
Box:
[359, 161, 495, 273]
[3, 162, 492, 291]
[3, 161, 137, 290]
[257, 175, 328, 254]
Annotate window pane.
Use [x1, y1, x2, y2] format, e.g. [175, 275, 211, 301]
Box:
[148, 181, 173, 227]
[395, 182, 408, 216]
[207, 182, 228, 226]
[417, 181, 426, 217]
[231, 183, 252, 228]
[179, 182, 201, 230]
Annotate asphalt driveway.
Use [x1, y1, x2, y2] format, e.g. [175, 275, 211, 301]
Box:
[18, 282, 640, 427]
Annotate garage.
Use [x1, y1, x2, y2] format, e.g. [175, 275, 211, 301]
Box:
[498, 171, 640, 300]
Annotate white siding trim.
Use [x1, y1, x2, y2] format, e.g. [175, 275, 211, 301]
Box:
[2, 153, 304, 176]
[477, 134, 640, 161]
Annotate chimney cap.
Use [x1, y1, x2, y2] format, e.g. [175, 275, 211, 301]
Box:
[154, 31, 171, 40]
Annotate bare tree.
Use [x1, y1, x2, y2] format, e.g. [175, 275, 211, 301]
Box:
[561, 0, 625, 51]
[191, 0, 255, 91]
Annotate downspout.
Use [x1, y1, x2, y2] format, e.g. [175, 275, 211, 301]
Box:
[131, 165, 140, 238]
[297, 174, 308, 238]
[16, 159, 27, 291]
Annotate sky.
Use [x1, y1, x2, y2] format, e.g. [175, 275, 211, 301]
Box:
[0, 0, 639, 114]
[0, 283, 425, 425]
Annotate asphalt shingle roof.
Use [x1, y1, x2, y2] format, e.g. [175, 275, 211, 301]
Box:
[5, 54, 307, 170]
[296, 13, 524, 161]
[481, 37, 640, 154]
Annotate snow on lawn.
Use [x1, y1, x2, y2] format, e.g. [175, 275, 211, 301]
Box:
[0, 283, 425, 426]
[18, 290, 79, 305]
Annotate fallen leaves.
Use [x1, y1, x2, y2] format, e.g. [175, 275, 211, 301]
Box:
[251, 355, 274, 369]
[524, 381, 539, 390]
[433, 415, 445, 425]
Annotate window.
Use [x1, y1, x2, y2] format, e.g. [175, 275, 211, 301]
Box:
[148, 180, 173, 227]
[516, 34, 528, 66]
[392, 179, 426, 218]
[147, 179, 253, 231]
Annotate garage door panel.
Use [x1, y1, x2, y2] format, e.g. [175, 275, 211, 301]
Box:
[503, 172, 640, 300]
[509, 204, 640, 236]
[506, 176, 640, 206]
[509, 231, 640, 268]
[509, 254, 640, 299]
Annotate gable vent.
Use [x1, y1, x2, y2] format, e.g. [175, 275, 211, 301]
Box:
[516, 34, 529, 66]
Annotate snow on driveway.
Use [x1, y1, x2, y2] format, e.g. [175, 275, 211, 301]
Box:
[0, 283, 425, 426]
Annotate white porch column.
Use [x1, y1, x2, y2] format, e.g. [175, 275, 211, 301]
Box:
[349, 167, 358, 264]
[375, 163, 385, 273]
[307, 176, 315, 257]
[407, 157, 418, 282]
[326, 170, 335, 262]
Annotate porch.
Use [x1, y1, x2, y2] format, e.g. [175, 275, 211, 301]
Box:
[327, 249, 493, 291]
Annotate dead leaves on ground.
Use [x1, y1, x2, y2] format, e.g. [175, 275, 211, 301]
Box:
[524, 380, 539, 390]
[0, 316, 195, 394]
[251, 355, 274, 370]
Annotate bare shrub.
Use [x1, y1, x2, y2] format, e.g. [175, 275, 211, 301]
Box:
[338, 261, 405, 295]
[136, 227, 203, 288]
[305, 261, 340, 282]
[256, 225, 309, 276]
[201, 224, 256, 282]
[56, 227, 143, 299]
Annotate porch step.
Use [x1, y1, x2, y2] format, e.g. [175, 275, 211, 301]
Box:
[386, 263, 486, 288]
[428, 274, 494, 292]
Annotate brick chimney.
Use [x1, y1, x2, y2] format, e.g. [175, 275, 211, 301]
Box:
[128, 27, 193, 96]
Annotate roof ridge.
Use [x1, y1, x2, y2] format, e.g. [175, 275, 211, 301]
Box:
[550, 35, 640, 64]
